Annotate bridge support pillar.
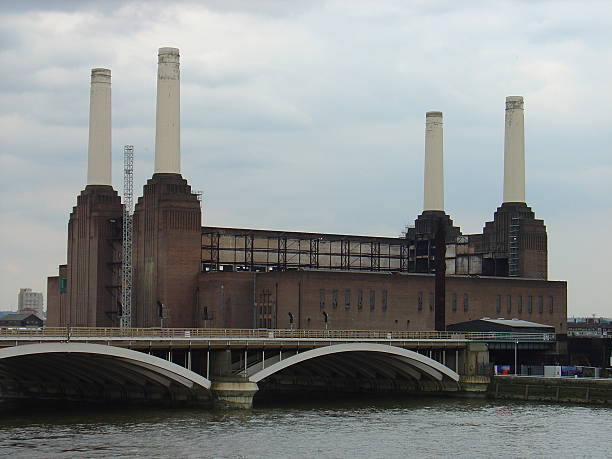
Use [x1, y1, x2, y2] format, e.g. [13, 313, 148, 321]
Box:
[210, 377, 259, 409]
[463, 343, 489, 376]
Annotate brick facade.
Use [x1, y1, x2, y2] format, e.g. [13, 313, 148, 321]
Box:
[132, 173, 201, 327]
[197, 270, 567, 333]
[61, 185, 122, 326]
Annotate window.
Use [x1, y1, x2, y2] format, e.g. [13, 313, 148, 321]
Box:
[319, 289, 325, 309]
[463, 294, 469, 312]
[451, 293, 457, 312]
[496, 295, 501, 313]
[537, 296, 543, 314]
[417, 292, 423, 312]
[344, 289, 351, 308]
[382, 290, 388, 312]
[369, 290, 375, 310]
[357, 290, 363, 310]
[429, 293, 434, 311]
[507, 295, 512, 314]
[332, 289, 338, 309]
[59, 277, 67, 293]
[528, 296, 533, 314]
[517, 296, 523, 314]
[549, 296, 554, 314]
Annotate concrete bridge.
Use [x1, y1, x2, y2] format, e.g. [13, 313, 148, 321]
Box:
[0, 327, 553, 408]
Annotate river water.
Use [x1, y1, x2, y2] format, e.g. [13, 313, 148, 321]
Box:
[1, 397, 610, 458]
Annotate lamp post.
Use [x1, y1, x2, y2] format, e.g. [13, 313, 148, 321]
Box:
[514, 340, 519, 375]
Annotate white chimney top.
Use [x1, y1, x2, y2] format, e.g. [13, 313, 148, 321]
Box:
[87, 68, 112, 186]
[154, 47, 181, 174]
[423, 111, 444, 212]
[503, 96, 525, 203]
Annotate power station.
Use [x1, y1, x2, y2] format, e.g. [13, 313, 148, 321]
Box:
[47, 48, 567, 334]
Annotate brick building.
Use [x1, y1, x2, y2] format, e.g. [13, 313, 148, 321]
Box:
[47, 49, 567, 334]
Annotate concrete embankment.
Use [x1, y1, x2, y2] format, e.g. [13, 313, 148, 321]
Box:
[488, 375, 612, 405]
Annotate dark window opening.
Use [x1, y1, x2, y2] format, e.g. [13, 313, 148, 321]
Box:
[549, 296, 554, 314]
[537, 296, 543, 314]
[528, 296, 533, 314]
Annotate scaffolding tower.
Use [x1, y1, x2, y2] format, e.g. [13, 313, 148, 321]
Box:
[508, 216, 520, 277]
[120, 145, 134, 328]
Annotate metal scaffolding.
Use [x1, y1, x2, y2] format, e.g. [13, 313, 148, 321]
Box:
[120, 145, 134, 328]
[508, 216, 520, 277]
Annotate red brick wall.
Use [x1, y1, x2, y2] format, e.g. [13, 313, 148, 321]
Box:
[197, 272, 255, 328]
[46, 276, 59, 327]
[65, 185, 122, 327]
[201, 270, 567, 333]
[133, 174, 202, 328]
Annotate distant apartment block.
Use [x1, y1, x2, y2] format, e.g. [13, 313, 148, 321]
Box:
[18, 288, 44, 315]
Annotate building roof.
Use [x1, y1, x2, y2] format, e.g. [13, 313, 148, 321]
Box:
[480, 318, 554, 329]
[0, 312, 41, 321]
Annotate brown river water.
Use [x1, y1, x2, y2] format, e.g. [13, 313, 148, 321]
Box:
[0, 397, 610, 458]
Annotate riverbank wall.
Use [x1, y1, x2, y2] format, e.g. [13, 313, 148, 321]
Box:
[488, 375, 612, 405]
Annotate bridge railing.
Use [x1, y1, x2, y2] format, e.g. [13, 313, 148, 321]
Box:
[0, 327, 555, 342]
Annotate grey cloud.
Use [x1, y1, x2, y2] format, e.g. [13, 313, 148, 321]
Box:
[1, 0, 611, 315]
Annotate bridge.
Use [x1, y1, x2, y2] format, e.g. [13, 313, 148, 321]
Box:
[0, 327, 554, 408]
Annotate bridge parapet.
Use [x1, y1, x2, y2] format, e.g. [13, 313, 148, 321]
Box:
[0, 327, 555, 343]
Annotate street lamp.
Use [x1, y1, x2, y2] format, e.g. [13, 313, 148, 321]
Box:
[514, 340, 519, 375]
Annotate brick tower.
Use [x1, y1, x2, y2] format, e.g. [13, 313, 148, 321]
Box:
[481, 97, 547, 279]
[132, 48, 202, 327]
[65, 68, 123, 326]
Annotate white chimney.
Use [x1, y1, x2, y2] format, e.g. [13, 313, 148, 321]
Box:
[423, 111, 444, 212]
[87, 68, 112, 186]
[503, 96, 525, 203]
[154, 47, 181, 174]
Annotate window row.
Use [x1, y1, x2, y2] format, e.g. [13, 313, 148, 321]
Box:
[417, 292, 469, 312]
[320, 289, 388, 311]
[495, 295, 554, 314]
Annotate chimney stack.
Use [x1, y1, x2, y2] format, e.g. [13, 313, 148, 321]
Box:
[423, 111, 444, 212]
[154, 47, 181, 174]
[503, 96, 525, 203]
[87, 68, 112, 186]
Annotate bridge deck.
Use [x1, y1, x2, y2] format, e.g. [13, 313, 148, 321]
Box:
[0, 327, 555, 350]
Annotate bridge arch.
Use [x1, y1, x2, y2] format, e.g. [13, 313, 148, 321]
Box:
[248, 343, 460, 386]
[0, 342, 211, 403]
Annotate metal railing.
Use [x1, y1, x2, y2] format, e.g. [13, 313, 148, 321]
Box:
[0, 327, 556, 342]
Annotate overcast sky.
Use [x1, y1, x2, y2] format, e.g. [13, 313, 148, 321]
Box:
[0, 0, 610, 317]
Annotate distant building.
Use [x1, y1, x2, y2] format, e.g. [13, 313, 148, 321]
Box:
[567, 318, 612, 337]
[0, 312, 44, 327]
[18, 288, 43, 316]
